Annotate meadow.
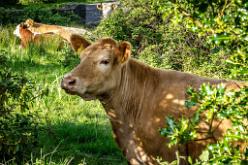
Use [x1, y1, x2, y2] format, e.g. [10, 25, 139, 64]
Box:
[0, 26, 127, 165]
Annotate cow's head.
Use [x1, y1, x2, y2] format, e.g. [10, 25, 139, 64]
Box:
[13, 23, 35, 48]
[97, 2, 118, 18]
[61, 34, 131, 100]
[24, 18, 34, 28]
[13, 23, 29, 38]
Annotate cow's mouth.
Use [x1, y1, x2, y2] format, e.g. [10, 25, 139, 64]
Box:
[61, 79, 97, 101]
[62, 88, 96, 100]
[62, 88, 78, 95]
[79, 92, 96, 101]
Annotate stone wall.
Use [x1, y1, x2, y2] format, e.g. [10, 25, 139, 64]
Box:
[58, 1, 119, 26]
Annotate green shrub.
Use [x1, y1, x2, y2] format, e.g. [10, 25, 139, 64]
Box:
[226, 50, 248, 80]
[95, 1, 212, 72]
[22, 5, 80, 25]
[19, 0, 56, 5]
[160, 84, 248, 164]
[0, 5, 80, 25]
[96, 0, 247, 80]
[139, 45, 170, 69]
[0, 52, 48, 163]
[169, 0, 248, 80]
[95, 9, 132, 42]
[0, 0, 19, 5]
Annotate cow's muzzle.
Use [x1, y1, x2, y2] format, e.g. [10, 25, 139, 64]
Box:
[61, 74, 77, 94]
[61, 74, 96, 100]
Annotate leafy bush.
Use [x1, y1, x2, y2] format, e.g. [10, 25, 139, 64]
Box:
[95, 0, 211, 72]
[139, 45, 170, 69]
[170, 0, 248, 80]
[0, 52, 48, 163]
[160, 84, 248, 164]
[19, 0, 56, 5]
[0, 5, 80, 25]
[0, 0, 19, 5]
[96, 0, 247, 80]
[0, 0, 56, 5]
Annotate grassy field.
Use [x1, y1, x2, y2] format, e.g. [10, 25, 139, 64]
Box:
[0, 26, 127, 165]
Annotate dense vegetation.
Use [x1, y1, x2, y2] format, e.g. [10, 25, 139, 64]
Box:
[0, 0, 108, 25]
[96, 0, 248, 81]
[160, 85, 248, 164]
[0, 0, 107, 6]
[0, 0, 247, 164]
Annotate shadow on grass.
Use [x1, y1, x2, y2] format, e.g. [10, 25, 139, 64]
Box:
[9, 52, 79, 76]
[38, 121, 127, 165]
[10, 59, 63, 73]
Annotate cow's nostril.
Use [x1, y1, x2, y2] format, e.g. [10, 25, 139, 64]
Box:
[68, 79, 76, 86]
[61, 75, 77, 90]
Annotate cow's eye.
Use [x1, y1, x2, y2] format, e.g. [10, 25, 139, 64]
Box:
[100, 59, 110, 65]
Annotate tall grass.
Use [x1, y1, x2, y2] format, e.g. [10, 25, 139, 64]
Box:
[0, 25, 127, 165]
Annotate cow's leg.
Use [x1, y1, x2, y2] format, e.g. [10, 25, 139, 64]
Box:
[124, 138, 158, 165]
[109, 115, 158, 165]
[113, 128, 158, 165]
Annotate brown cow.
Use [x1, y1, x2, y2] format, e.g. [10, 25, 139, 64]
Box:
[61, 34, 246, 165]
[13, 23, 64, 49]
[23, 19, 92, 43]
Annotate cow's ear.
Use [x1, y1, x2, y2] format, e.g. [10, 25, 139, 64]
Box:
[25, 19, 34, 27]
[118, 41, 131, 63]
[70, 34, 91, 53]
[20, 22, 28, 29]
[97, 4, 103, 10]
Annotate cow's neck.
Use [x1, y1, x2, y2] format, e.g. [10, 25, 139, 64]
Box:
[99, 59, 160, 123]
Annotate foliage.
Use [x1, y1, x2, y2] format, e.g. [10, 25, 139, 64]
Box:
[59, 44, 80, 68]
[160, 84, 248, 164]
[95, 0, 211, 72]
[0, 5, 80, 25]
[0, 0, 19, 5]
[226, 49, 248, 80]
[96, 0, 247, 80]
[0, 51, 48, 163]
[139, 45, 171, 69]
[169, 0, 248, 80]
[0, 0, 107, 6]
[19, 0, 56, 5]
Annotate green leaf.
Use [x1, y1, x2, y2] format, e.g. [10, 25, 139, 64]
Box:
[192, 111, 200, 124]
[188, 156, 193, 165]
[199, 150, 209, 162]
[185, 100, 196, 109]
[166, 116, 176, 130]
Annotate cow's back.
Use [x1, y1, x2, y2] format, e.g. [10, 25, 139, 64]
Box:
[129, 65, 241, 162]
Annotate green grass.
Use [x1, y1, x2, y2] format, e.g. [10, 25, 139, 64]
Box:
[56, 0, 109, 3]
[0, 26, 127, 165]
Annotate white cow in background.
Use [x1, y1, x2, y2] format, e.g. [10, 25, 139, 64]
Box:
[97, 1, 119, 18]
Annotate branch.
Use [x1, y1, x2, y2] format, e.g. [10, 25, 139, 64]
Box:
[193, 136, 215, 142]
[177, 6, 204, 28]
[208, 111, 216, 134]
[212, 119, 224, 133]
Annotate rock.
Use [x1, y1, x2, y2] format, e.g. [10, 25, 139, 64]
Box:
[58, 1, 119, 26]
